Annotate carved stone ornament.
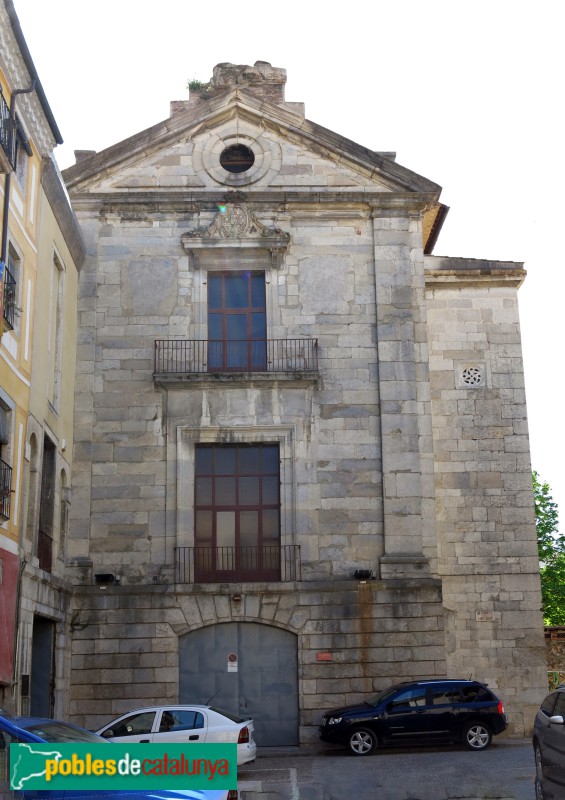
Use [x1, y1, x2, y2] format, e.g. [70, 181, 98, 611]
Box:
[181, 204, 290, 269]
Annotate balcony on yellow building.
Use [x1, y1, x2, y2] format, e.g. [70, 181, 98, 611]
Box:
[0, 87, 15, 173]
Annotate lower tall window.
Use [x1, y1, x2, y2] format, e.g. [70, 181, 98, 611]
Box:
[38, 435, 56, 572]
[194, 444, 280, 580]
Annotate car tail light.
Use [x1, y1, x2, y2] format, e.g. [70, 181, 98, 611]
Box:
[238, 725, 250, 743]
[497, 701, 505, 715]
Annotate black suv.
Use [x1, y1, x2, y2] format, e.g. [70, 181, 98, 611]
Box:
[319, 679, 507, 755]
[533, 685, 565, 799]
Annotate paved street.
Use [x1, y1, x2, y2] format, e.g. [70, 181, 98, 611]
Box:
[238, 739, 536, 800]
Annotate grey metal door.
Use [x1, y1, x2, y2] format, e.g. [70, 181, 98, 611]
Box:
[30, 616, 55, 717]
[179, 622, 298, 746]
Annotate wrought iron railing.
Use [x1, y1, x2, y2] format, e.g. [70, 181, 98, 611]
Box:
[0, 88, 15, 169]
[38, 529, 53, 573]
[2, 262, 16, 329]
[0, 458, 12, 521]
[175, 545, 301, 583]
[155, 339, 318, 374]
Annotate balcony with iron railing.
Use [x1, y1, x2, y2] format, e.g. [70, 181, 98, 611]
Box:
[175, 545, 301, 584]
[2, 263, 16, 330]
[0, 458, 12, 521]
[0, 88, 15, 173]
[154, 339, 318, 379]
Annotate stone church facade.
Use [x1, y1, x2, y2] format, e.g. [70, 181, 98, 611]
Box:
[62, 62, 546, 744]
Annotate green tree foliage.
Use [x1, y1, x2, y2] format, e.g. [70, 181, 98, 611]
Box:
[533, 471, 565, 624]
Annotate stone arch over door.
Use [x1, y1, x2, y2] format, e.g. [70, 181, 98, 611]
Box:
[179, 621, 298, 747]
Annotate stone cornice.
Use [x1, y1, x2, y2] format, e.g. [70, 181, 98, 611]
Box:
[67, 190, 439, 214]
[425, 269, 526, 289]
[154, 373, 319, 390]
[425, 255, 526, 288]
[41, 157, 86, 270]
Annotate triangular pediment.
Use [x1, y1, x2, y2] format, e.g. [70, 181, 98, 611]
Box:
[62, 89, 441, 200]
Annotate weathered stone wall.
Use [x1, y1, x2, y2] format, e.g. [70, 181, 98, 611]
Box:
[69, 202, 386, 583]
[425, 266, 547, 734]
[69, 580, 445, 743]
[65, 207, 548, 737]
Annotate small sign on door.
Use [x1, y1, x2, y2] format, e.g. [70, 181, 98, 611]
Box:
[227, 652, 238, 673]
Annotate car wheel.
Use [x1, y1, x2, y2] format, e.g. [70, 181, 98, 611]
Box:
[462, 722, 492, 751]
[534, 742, 545, 782]
[348, 727, 377, 756]
[535, 776, 545, 800]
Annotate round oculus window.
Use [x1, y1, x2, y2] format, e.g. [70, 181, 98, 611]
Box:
[219, 144, 255, 174]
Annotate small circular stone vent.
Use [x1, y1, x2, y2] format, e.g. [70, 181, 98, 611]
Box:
[220, 144, 255, 173]
[461, 366, 484, 386]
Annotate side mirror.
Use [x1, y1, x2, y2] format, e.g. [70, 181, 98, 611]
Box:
[549, 715, 565, 725]
[101, 729, 114, 738]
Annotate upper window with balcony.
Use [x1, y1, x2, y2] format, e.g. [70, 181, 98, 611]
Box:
[0, 404, 12, 522]
[2, 248, 19, 332]
[208, 271, 266, 371]
[0, 87, 15, 173]
[154, 203, 318, 383]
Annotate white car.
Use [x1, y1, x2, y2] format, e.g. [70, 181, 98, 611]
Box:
[0, 712, 235, 800]
[95, 705, 256, 767]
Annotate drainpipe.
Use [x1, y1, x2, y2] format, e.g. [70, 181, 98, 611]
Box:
[1, 81, 35, 324]
[10, 557, 27, 712]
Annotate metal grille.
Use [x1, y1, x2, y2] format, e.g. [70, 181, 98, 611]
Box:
[155, 339, 318, 374]
[175, 545, 301, 583]
[0, 458, 11, 521]
[0, 88, 15, 168]
[2, 262, 16, 329]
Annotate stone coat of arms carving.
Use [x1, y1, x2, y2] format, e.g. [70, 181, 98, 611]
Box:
[181, 203, 290, 268]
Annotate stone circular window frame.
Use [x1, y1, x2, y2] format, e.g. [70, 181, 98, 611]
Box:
[220, 143, 255, 173]
[201, 133, 278, 186]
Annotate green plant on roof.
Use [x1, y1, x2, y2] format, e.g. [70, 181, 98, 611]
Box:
[187, 79, 212, 98]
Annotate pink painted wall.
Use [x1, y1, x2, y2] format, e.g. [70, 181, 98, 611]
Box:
[0, 549, 18, 683]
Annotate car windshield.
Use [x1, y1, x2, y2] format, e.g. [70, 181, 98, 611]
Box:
[18, 721, 106, 743]
[365, 687, 402, 707]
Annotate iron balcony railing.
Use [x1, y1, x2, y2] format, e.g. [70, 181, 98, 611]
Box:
[0, 88, 15, 170]
[155, 339, 318, 375]
[175, 545, 301, 583]
[0, 458, 12, 521]
[2, 262, 16, 329]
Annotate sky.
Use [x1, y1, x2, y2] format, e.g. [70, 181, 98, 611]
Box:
[12, 0, 565, 524]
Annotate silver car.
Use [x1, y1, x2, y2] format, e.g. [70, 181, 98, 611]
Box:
[96, 705, 256, 767]
[533, 686, 565, 799]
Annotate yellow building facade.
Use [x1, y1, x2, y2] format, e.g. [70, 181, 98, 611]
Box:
[1, 0, 84, 712]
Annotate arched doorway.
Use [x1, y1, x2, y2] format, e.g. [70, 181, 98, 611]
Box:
[179, 622, 298, 746]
